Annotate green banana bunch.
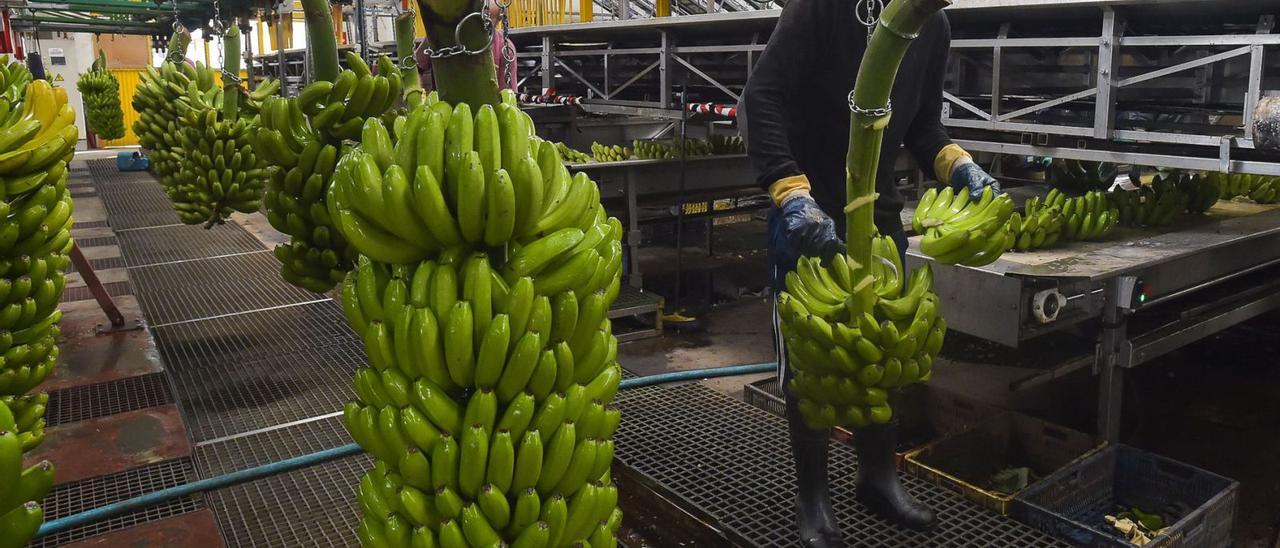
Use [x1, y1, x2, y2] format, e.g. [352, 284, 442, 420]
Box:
[1204, 171, 1280, 205]
[169, 108, 270, 225]
[258, 52, 406, 293]
[1164, 171, 1224, 213]
[1109, 177, 1188, 227]
[707, 134, 745, 155]
[553, 142, 592, 164]
[1048, 158, 1118, 194]
[336, 89, 625, 547]
[589, 142, 631, 162]
[0, 59, 75, 544]
[1006, 195, 1064, 252]
[0, 399, 54, 548]
[631, 138, 712, 160]
[912, 186, 1016, 267]
[76, 50, 125, 140]
[778, 236, 945, 429]
[1041, 189, 1117, 242]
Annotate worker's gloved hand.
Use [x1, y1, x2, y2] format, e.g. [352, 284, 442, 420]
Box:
[780, 194, 846, 264]
[949, 160, 1001, 201]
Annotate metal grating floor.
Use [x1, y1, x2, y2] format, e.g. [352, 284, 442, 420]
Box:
[127, 252, 324, 325]
[59, 281, 132, 303]
[68, 256, 126, 272]
[45, 373, 175, 427]
[74, 235, 120, 248]
[151, 300, 359, 370]
[73, 220, 111, 229]
[196, 416, 365, 548]
[31, 458, 202, 548]
[117, 223, 266, 268]
[87, 159, 182, 230]
[172, 342, 363, 442]
[612, 382, 1069, 548]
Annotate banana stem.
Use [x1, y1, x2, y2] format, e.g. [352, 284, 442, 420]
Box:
[395, 11, 424, 101]
[166, 26, 192, 62]
[414, 0, 500, 107]
[222, 25, 242, 122]
[845, 0, 950, 272]
[300, 0, 340, 82]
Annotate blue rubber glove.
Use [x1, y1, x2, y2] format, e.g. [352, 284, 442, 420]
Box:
[780, 194, 846, 264]
[950, 161, 1002, 201]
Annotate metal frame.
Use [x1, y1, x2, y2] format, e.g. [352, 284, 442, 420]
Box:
[511, 2, 1280, 175]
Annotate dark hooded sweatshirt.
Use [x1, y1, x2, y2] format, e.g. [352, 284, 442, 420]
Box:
[742, 0, 955, 235]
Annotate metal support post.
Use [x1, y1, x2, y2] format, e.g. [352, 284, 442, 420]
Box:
[1094, 7, 1121, 140]
[242, 20, 254, 85]
[659, 31, 672, 109]
[1244, 16, 1273, 140]
[68, 243, 137, 333]
[625, 176, 643, 288]
[1096, 276, 1128, 443]
[991, 23, 1008, 120]
[355, 0, 367, 62]
[274, 9, 287, 95]
[541, 36, 553, 93]
[619, 0, 630, 19]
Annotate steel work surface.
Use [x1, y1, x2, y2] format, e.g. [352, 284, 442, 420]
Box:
[906, 200, 1280, 282]
[613, 381, 1068, 547]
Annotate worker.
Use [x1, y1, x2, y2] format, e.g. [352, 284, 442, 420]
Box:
[415, 0, 518, 91]
[740, 0, 999, 545]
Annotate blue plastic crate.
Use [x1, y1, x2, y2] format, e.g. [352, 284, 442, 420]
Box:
[1011, 445, 1237, 547]
[116, 151, 149, 171]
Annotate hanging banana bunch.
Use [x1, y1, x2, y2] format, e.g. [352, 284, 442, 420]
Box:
[780, 0, 950, 429]
[169, 26, 271, 227]
[133, 28, 205, 190]
[258, 0, 415, 293]
[336, 86, 626, 548]
[76, 50, 126, 141]
[0, 55, 75, 546]
[911, 186, 1016, 267]
[1109, 177, 1188, 227]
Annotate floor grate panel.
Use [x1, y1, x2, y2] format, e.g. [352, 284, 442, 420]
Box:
[69, 256, 126, 273]
[127, 252, 323, 325]
[45, 373, 174, 427]
[74, 236, 119, 248]
[117, 223, 266, 268]
[73, 220, 111, 229]
[88, 159, 182, 230]
[172, 343, 363, 442]
[196, 417, 365, 547]
[613, 382, 1068, 547]
[151, 300, 359, 370]
[59, 281, 132, 303]
[31, 458, 202, 548]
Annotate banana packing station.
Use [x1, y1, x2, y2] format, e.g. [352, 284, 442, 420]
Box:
[0, 0, 1279, 546]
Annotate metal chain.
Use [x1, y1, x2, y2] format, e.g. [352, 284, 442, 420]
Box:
[496, 0, 514, 87]
[422, 10, 494, 59]
[855, 0, 883, 41]
[848, 0, 887, 117]
[848, 90, 892, 117]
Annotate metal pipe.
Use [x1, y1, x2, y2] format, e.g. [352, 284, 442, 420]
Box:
[34, 361, 778, 538]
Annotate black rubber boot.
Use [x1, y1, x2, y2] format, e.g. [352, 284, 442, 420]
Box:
[786, 397, 846, 548]
[853, 421, 937, 531]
